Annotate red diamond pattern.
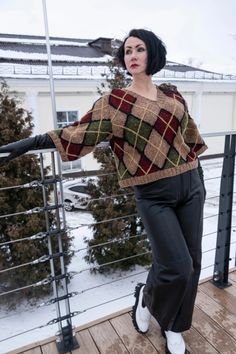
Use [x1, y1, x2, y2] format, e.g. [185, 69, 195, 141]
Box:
[155, 109, 179, 145]
[109, 89, 136, 114]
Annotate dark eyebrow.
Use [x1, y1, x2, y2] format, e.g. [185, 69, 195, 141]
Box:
[125, 44, 144, 49]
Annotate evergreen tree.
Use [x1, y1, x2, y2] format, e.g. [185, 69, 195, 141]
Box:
[84, 59, 151, 273]
[0, 81, 72, 305]
[97, 58, 130, 94]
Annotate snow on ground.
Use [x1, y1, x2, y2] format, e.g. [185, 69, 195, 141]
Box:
[0, 158, 236, 353]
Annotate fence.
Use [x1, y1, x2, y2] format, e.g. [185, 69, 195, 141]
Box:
[0, 132, 236, 353]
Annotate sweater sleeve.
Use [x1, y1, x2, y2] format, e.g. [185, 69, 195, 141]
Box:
[159, 83, 208, 156]
[48, 94, 112, 162]
[182, 108, 208, 156]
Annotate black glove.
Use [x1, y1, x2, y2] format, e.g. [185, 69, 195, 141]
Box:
[197, 159, 206, 200]
[0, 133, 55, 166]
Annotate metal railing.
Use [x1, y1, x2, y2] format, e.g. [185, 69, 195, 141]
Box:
[0, 131, 236, 353]
[0, 150, 79, 353]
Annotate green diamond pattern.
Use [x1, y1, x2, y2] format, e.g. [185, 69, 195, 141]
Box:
[164, 148, 186, 168]
[180, 112, 188, 134]
[118, 161, 132, 179]
[84, 120, 112, 145]
[125, 114, 152, 152]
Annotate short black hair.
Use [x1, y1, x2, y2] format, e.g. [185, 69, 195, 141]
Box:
[116, 28, 167, 75]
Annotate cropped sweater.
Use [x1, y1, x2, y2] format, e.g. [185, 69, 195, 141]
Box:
[48, 84, 208, 188]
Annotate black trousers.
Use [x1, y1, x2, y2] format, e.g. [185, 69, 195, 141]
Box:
[134, 168, 205, 332]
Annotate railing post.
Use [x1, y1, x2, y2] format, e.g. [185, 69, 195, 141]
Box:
[39, 151, 79, 353]
[212, 134, 236, 288]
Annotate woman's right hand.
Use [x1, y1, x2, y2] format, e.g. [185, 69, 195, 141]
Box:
[0, 134, 55, 166]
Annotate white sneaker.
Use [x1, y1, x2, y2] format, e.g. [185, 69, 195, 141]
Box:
[164, 330, 187, 354]
[132, 283, 151, 334]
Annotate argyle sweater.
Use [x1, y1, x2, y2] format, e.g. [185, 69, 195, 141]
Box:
[48, 84, 207, 188]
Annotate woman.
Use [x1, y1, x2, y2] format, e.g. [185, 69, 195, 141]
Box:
[0, 29, 207, 354]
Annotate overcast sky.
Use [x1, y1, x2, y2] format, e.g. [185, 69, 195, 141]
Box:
[0, 0, 235, 74]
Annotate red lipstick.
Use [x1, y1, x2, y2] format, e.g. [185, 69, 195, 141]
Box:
[130, 64, 139, 69]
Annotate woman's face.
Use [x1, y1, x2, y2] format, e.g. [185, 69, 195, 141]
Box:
[124, 36, 148, 76]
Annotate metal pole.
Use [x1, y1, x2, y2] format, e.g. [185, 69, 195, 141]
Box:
[39, 153, 62, 334]
[51, 151, 72, 318]
[41, 0, 58, 130]
[41, 0, 62, 178]
[212, 134, 235, 288]
[41, 1, 79, 352]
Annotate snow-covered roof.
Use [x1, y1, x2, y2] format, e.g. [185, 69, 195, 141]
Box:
[0, 33, 235, 81]
[0, 36, 89, 47]
[0, 49, 111, 63]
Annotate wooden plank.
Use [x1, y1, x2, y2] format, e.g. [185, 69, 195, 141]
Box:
[192, 306, 236, 353]
[110, 313, 159, 353]
[21, 348, 42, 354]
[183, 327, 219, 354]
[143, 313, 219, 354]
[229, 271, 236, 283]
[228, 278, 236, 290]
[41, 341, 58, 354]
[41, 330, 100, 354]
[75, 307, 132, 332]
[89, 321, 129, 354]
[195, 289, 236, 339]
[73, 329, 100, 354]
[199, 282, 236, 315]
[226, 275, 236, 299]
[140, 316, 166, 353]
[225, 281, 236, 296]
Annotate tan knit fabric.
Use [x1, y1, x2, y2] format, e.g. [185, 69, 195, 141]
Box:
[48, 84, 207, 188]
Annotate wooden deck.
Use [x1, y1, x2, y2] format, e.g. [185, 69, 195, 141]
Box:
[6, 270, 236, 354]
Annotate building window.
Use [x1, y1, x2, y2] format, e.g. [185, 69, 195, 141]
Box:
[57, 111, 78, 128]
[57, 110, 81, 171]
[61, 159, 82, 171]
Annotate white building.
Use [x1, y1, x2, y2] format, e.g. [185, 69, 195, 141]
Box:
[0, 33, 236, 172]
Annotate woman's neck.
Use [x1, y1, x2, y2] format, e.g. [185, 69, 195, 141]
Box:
[127, 75, 157, 100]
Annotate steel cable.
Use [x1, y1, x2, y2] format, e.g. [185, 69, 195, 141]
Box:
[0, 228, 66, 247]
[0, 269, 148, 321]
[0, 278, 51, 297]
[70, 251, 151, 276]
[0, 255, 50, 274]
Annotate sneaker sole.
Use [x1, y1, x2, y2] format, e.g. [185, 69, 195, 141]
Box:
[132, 283, 148, 334]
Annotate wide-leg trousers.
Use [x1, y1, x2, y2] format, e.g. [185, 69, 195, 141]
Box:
[134, 168, 205, 332]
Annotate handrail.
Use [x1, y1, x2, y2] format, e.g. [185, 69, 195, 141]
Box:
[201, 130, 236, 137]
